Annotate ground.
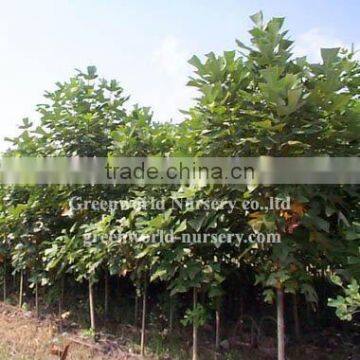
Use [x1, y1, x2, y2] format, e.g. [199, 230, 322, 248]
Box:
[0, 302, 358, 360]
[0, 303, 142, 360]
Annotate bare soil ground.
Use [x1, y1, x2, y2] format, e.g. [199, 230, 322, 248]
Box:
[0, 302, 358, 360]
[0, 302, 144, 360]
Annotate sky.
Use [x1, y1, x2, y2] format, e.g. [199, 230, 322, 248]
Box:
[0, 0, 359, 151]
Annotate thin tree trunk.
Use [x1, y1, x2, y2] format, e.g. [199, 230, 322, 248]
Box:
[169, 295, 174, 331]
[240, 296, 244, 320]
[192, 288, 198, 360]
[57, 277, 65, 332]
[104, 271, 109, 320]
[293, 293, 300, 341]
[35, 281, 39, 318]
[306, 301, 310, 323]
[89, 280, 96, 333]
[19, 270, 24, 308]
[58, 277, 65, 317]
[134, 290, 139, 327]
[215, 301, 221, 353]
[277, 287, 285, 360]
[140, 275, 147, 356]
[3, 261, 6, 302]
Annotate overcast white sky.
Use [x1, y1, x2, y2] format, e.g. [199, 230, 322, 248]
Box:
[0, 0, 359, 151]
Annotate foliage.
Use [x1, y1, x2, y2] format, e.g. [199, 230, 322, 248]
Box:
[0, 11, 358, 359]
[328, 275, 360, 321]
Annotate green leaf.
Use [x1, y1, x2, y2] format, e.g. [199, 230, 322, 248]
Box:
[255, 119, 272, 129]
[321, 48, 340, 64]
[235, 39, 252, 52]
[188, 55, 203, 71]
[250, 11, 263, 27]
[151, 269, 167, 282]
[87, 65, 97, 77]
[174, 220, 187, 234]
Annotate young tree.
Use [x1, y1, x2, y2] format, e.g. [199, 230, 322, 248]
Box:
[185, 11, 359, 359]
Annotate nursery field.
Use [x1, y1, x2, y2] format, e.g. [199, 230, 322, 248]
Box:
[0, 12, 359, 360]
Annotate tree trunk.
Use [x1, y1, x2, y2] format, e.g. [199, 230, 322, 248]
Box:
[89, 280, 96, 333]
[293, 293, 300, 341]
[35, 281, 39, 318]
[277, 287, 285, 360]
[306, 301, 310, 324]
[169, 294, 174, 331]
[192, 288, 198, 360]
[57, 277, 65, 332]
[3, 261, 6, 302]
[240, 296, 244, 320]
[58, 277, 65, 317]
[134, 292, 139, 327]
[19, 270, 24, 308]
[140, 276, 147, 356]
[215, 301, 221, 353]
[104, 271, 109, 320]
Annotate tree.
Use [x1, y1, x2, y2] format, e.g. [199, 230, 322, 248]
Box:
[185, 11, 359, 359]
